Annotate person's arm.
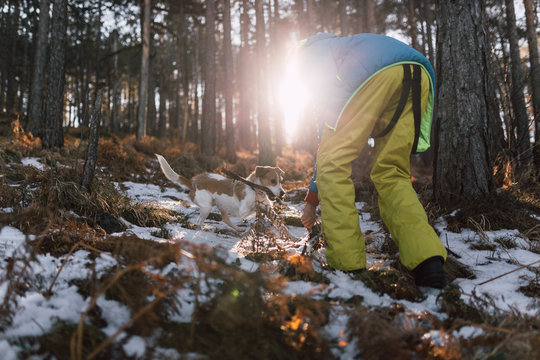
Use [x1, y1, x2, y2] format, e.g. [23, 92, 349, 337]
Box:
[301, 166, 319, 230]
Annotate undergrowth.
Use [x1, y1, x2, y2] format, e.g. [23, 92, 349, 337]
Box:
[1, 121, 539, 359]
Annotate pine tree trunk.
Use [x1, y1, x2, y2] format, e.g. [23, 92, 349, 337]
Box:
[18, 32, 29, 115]
[127, 66, 134, 132]
[6, 1, 19, 113]
[43, 0, 67, 149]
[81, 90, 102, 190]
[238, 0, 253, 150]
[147, 50, 157, 136]
[523, 0, 540, 170]
[364, 0, 375, 33]
[201, 0, 216, 155]
[0, 4, 8, 112]
[256, 0, 274, 165]
[191, 69, 200, 143]
[28, 0, 49, 136]
[223, 0, 237, 162]
[433, 0, 495, 204]
[407, 0, 418, 49]
[111, 30, 121, 134]
[272, 0, 284, 156]
[137, 0, 151, 140]
[504, 0, 532, 169]
[158, 54, 168, 138]
[423, 0, 434, 65]
[339, 0, 348, 36]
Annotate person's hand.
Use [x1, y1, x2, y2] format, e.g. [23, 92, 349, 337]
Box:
[301, 203, 317, 231]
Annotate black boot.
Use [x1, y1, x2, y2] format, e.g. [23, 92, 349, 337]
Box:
[412, 256, 446, 289]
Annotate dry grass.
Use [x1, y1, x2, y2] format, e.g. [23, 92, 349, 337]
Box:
[1, 124, 540, 359]
[445, 191, 539, 235]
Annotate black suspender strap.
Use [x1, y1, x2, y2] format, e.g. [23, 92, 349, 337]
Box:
[372, 64, 422, 154]
[410, 64, 422, 154]
[372, 64, 412, 139]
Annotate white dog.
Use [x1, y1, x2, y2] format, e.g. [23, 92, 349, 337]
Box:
[155, 154, 285, 232]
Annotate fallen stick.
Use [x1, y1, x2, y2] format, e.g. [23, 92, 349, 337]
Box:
[221, 168, 281, 203]
[477, 259, 540, 286]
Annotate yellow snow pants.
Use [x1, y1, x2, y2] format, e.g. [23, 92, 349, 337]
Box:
[316, 64, 447, 271]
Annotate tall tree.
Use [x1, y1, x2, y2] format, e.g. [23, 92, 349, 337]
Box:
[256, 0, 274, 165]
[238, 0, 254, 150]
[6, 0, 20, 113]
[364, 0, 375, 33]
[433, 0, 495, 204]
[422, 0, 435, 65]
[223, 0, 237, 162]
[407, 0, 418, 49]
[504, 0, 532, 169]
[111, 30, 121, 133]
[523, 0, 540, 169]
[28, 0, 50, 136]
[339, 0, 349, 35]
[271, 0, 284, 156]
[137, 0, 151, 140]
[42, 0, 67, 149]
[201, 0, 216, 155]
[158, 50, 169, 138]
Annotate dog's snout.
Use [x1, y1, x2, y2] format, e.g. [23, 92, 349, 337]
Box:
[279, 190, 285, 199]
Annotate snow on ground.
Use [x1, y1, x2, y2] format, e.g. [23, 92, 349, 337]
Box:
[1, 169, 539, 358]
[20, 157, 46, 171]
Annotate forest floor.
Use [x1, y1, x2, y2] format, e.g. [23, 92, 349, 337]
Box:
[1, 114, 540, 359]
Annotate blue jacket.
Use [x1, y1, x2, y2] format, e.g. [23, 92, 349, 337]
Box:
[300, 33, 436, 196]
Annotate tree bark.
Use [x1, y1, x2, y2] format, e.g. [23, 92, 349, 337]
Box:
[504, 0, 532, 168]
[364, 0, 375, 33]
[407, 0, 418, 49]
[147, 49, 157, 136]
[6, 0, 20, 113]
[158, 51, 168, 138]
[523, 0, 540, 170]
[423, 0, 434, 66]
[223, 0, 237, 162]
[339, 0, 348, 36]
[43, 0, 67, 149]
[81, 89, 102, 190]
[0, 4, 8, 111]
[272, 0, 284, 156]
[238, 0, 253, 150]
[111, 30, 121, 134]
[28, 0, 50, 136]
[137, 0, 151, 140]
[256, 0, 274, 165]
[433, 0, 495, 204]
[201, 0, 216, 155]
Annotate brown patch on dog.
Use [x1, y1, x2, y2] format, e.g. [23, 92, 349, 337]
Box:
[233, 181, 248, 201]
[191, 174, 234, 196]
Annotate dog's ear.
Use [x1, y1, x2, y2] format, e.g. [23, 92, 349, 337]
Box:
[276, 167, 285, 177]
[255, 166, 266, 178]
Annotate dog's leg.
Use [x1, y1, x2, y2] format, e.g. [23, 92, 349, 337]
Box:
[218, 207, 245, 233]
[196, 206, 212, 229]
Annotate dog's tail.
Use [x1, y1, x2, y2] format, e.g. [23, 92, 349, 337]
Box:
[155, 154, 192, 189]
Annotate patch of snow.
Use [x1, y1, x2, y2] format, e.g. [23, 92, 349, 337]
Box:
[0, 340, 18, 360]
[6, 286, 87, 337]
[454, 325, 483, 339]
[21, 157, 46, 171]
[97, 296, 131, 338]
[0, 226, 27, 257]
[123, 336, 146, 358]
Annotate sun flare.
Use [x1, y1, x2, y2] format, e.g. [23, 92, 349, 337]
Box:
[277, 59, 308, 143]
